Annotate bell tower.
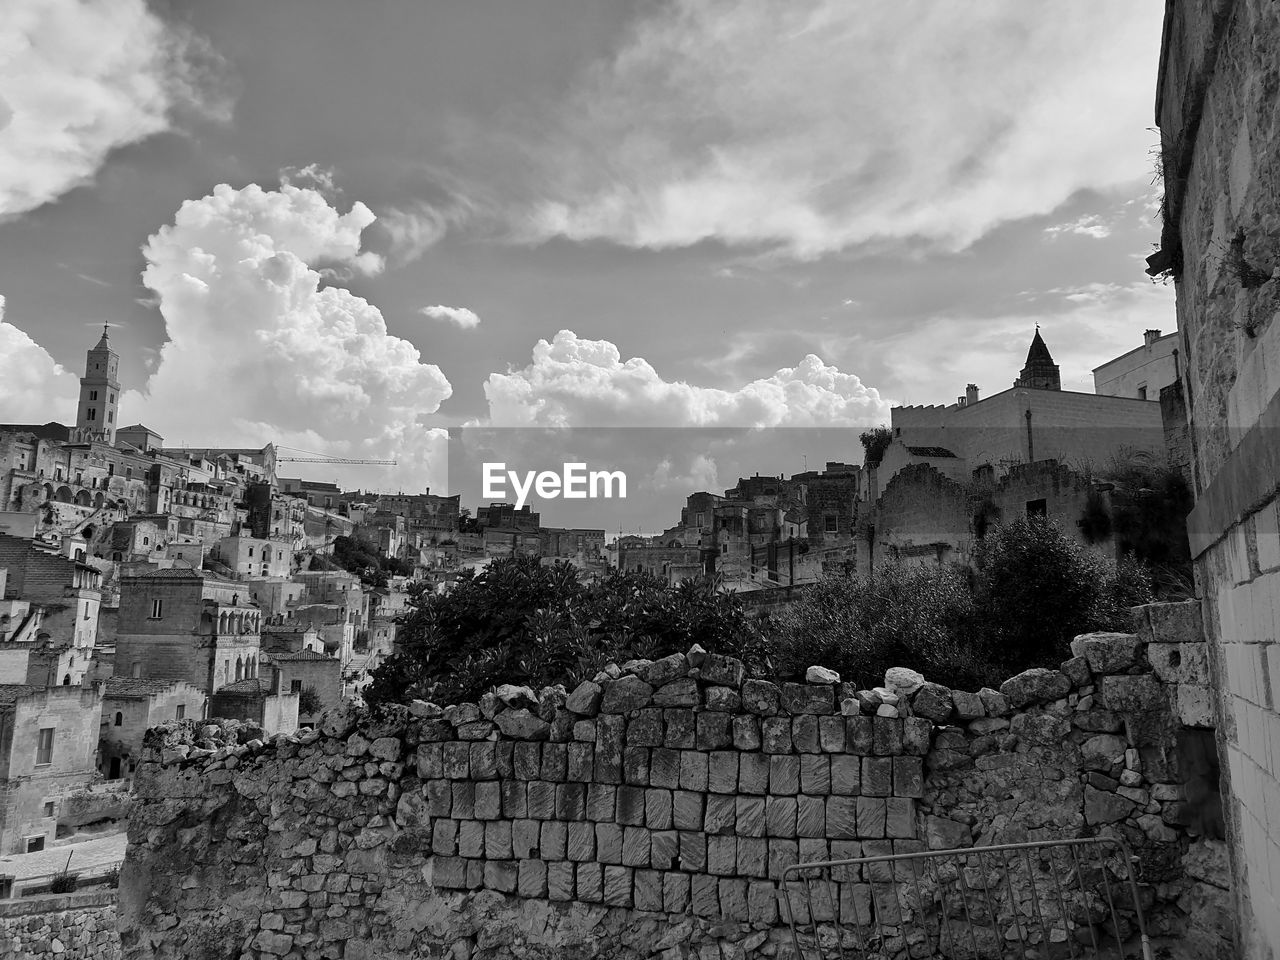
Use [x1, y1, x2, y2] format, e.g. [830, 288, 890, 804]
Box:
[73, 324, 120, 444]
[1013, 327, 1062, 391]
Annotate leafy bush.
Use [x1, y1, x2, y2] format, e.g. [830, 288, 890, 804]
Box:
[769, 560, 996, 689]
[50, 869, 78, 894]
[298, 686, 322, 716]
[975, 515, 1152, 671]
[364, 558, 765, 706]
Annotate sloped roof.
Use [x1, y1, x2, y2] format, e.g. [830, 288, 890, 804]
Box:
[0, 684, 45, 707]
[906, 446, 957, 458]
[215, 678, 271, 695]
[104, 677, 185, 698]
[267, 650, 334, 662]
[1025, 329, 1056, 365]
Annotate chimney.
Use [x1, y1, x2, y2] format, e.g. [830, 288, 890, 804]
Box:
[1144, 329, 1161, 346]
[957, 396, 966, 407]
[966, 384, 979, 404]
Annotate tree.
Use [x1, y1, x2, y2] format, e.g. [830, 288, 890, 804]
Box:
[859, 426, 894, 468]
[298, 686, 322, 716]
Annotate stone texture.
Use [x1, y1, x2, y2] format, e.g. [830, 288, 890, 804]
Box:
[999, 668, 1071, 708]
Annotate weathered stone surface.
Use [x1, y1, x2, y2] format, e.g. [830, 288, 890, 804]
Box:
[806, 665, 840, 684]
[652, 678, 699, 707]
[884, 667, 926, 695]
[700, 654, 746, 688]
[1078, 632, 1144, 674]
[565, 681, 603, 716]
[600, 676, 654, 714]
[639, 653, 688, 687]
[494, 708, 551, 741]
[999, 668, 1071, 708]
[950, 689, 984, 721]
[1084, 785, 1135, 824]
[781, 683, 835, 715]
[911, 683, 953, 722]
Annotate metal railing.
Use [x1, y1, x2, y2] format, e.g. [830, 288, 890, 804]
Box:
[781, 836, 1154, 960]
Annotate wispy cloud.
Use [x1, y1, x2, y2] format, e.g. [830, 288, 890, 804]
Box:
[492, 0, 1161, 258]
[420, 304, 481, 330]
[1045, 214, 1113, 239]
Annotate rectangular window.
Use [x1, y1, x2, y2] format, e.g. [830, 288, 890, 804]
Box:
[150, 599, 163, 619]
[43, 801, 55, 818]
[824, 515, 839, 533]
[175, 704, 185, 720]
[1026, 498, 1048, 517]
[108, 412, 113, 423]
[1137, 384, 1147, 400]
[36, 728, 54, 766]
[89, 391, 98, 401]
[25, 836, 44, 853]
[291, 679, 303, 694]
[86, 408, 97, 421]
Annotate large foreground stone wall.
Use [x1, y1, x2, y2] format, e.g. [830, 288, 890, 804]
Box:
[0, 890, 119, 958]
[119, 602, 1230, 959]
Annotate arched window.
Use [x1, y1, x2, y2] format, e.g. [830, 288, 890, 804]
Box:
[142, 537, 149, 546]
[114, 712, 123, 726]
[62, 674, 71, 686]
[235, 657, 244, 681]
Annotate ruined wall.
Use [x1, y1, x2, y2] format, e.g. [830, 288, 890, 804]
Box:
[1155, 0, 1280, 954]
[0, 890, 119, 959]
[117, 601, 1229, 960]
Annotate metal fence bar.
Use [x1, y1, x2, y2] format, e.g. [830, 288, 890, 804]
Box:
[781, 836, 1154, 960]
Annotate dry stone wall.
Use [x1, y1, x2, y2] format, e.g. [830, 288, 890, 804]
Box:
[119, 601, 1230, 959]
[0, 891, 120, 958]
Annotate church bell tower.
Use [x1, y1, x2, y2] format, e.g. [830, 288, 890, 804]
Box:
[73, 324, 120, 444]
[1013, 328, 1062, 391]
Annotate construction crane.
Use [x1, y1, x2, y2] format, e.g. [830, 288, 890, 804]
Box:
[276, 456, 397, 465]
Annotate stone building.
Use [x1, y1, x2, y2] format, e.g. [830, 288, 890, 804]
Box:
[215, 534, 292, 579]
[99, 677, 206, 783]
[1151, 0, 1280, 953]
[208, 676, 298, 736]
[70, 325, 120, 446]
[113, 568, 263, 695]
[261, 649, 341, 728]
[0, 684, 103, 855]
[1094, 329, 1183, 401]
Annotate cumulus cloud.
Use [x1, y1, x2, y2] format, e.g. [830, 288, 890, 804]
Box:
[484, 329, 889, 428]
[0, 0, 228, 219]
[125, 182, 452, 491]
[0, 297, 80, 422]
[1045, 214, 1113, 240]
[509, 0, 1161, 257]
[420, 305, 481, 330]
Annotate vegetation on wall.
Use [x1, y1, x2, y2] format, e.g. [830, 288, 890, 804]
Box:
[311, 533, 413, 588]
[859, 426, 894, 468]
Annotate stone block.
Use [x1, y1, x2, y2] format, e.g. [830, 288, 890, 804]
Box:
[622, 826, 651, 867]
[977, 687, 1010, 716]
[623, 746, 650, 786]
[1000, 668, 1072, 708]
[818, 715, 846, 752]
[702, 652, 746, 687]
[513, 742, 542, 780]
[541, 820, 567, 860]
[586, 783, 616, 821]
[862, 757, 892, 797]
[704, 687, 742, 712]
[416, 743, 444, 779]
[601, 676, 655, 714]
[645, 788, 673, 829]
[566, 680, 603, 715]
[792, 715, 821, 753]
[1148, 642, 1210, 684]
[485, 820, 513, 859]
[653, 678, 698, 707]
[627, 708, 664, 747]
[640, 652, 688, 686]
[457, 820, 485, 857]
[567, 820, 596, 861]
[846, 715, 874, 753]
[547, 861, 574, 901]
[680, 830, 707, 872]
[556, 782, 587, 821]
[691, 874, 720, 918]
[826, 796, 858, 839]
[830, 755, 861, 795]
[567, 742, 594, 782]
[911, 682, 953, 722]
[484, 860, 518, 893]
[719, 877, 750, 921]
[540, 742, 567, 781]
[829, 840, 863, 880]
[872, 716, 902, 755]
[923, 814, 970, 848]
[474, 781, 501, 820]
[709, 751, 739, 793]
[1084, 785, 1135, 825]
[892, 756, 924, 798]
[432, 818, 458, 856]
[573, 719, 596, 742]
[511, 818, 540, 859]
[664, 871, 692, 913]
[748, 879, 780, 925]
[664, 709, 697, 748]
[708, 834, 737, 875]
[797, 795, 826, 837]
[617, 785, 647, 826]
[576, 862, 603, 902]
[885, 798, 915, 838]
[697, 712, 734, 750]
[679, 750, 709, 791]
[426, 780, 452, 817]
[742, 678, 781, 715]
[673, 790, 705, 830]
[442, 741, 470, 779]
[1078, 632, 1143, 674]
[770, 754, 800, 795]
[856, 797, 886, 838]
[705, 794, 737, 835]
[739, 752, 770, 794]
[595, 714, 625, 784]
[633, 868, 664, 912]
[800, 754, 831, 794]
[733, 715, 762, 750]
[457, 720, 496, 741]
[782, 683, 835, 715]
[649, 747, 682, 789]
[768, 839, 799, 880]
[650, 830, 678, 870]
[737, 836, 768, 877]
[603, 865, 633, 907]
[497, 781, 526, 819]
[1060, 656, 1091, 687]
[1176, 684, 1214, 727]
[528, 780, 556, 819]
[737, 796, 766, 837]
[451, 782, 476, 819]
[761, 717, 794, 754]
[766, 796, 798, 838]
[595, 823, 623, 864]
[950, 690, 984, 721]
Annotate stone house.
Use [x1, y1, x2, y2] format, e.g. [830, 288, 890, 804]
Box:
[215, 534, 292, 579]
[208, 675, 298, 736]
[0, 683, 103, 854]
[113, 567, 263, 695]
[1151, 0, 1280, 952]
[99, 677, 206, 783]
[260, 650, 341, 727]
[1093, 328, 1183, 401]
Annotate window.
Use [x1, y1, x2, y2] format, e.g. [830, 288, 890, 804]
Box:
[131, 662, 142, 678]
[89, 391, 98, 401]
[108, 412, 113, 423]
[291, 679, 303, 694]
[36, 727, 54, 766]
[25, 836, 44, 853]
[1026, 498, 1047, 517]
[824, 515, 839, 533]
[150, 598, 163, 618]
[43, 801, 55, 818]
[1137, 384, 1147, 400]
[114, 712, 123, 726]
[110, 393, 115, 403]
[86, 408, 97, 421]
[176, 704, 185, 720]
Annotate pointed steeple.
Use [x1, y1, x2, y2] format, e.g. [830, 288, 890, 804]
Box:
[1014, 327, 1061, 391]
[94, 323, 110, 350]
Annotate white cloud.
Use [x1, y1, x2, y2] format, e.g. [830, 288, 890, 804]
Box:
[0, 297, 80, 423]
[0, 0, 228, 220]
[510, 0, 1162, 257]
[1045, 214, 1113, 239]
[484, 329, 889, 428]
[420, 305, 481, 330]
[125, 182, 452, 491]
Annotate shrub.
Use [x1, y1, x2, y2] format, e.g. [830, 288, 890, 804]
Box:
[49, 869, 78, 894]
[768, 560, 996, 689]
[298, 686, 322, 716]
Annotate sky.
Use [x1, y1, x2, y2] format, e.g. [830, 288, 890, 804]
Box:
[0, 0, 1173, 530]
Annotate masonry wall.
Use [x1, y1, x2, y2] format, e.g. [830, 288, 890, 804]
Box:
[117, 602, 1230, 960]
[1155, 0, 1280, 955]
[0, 891, 119, 959]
